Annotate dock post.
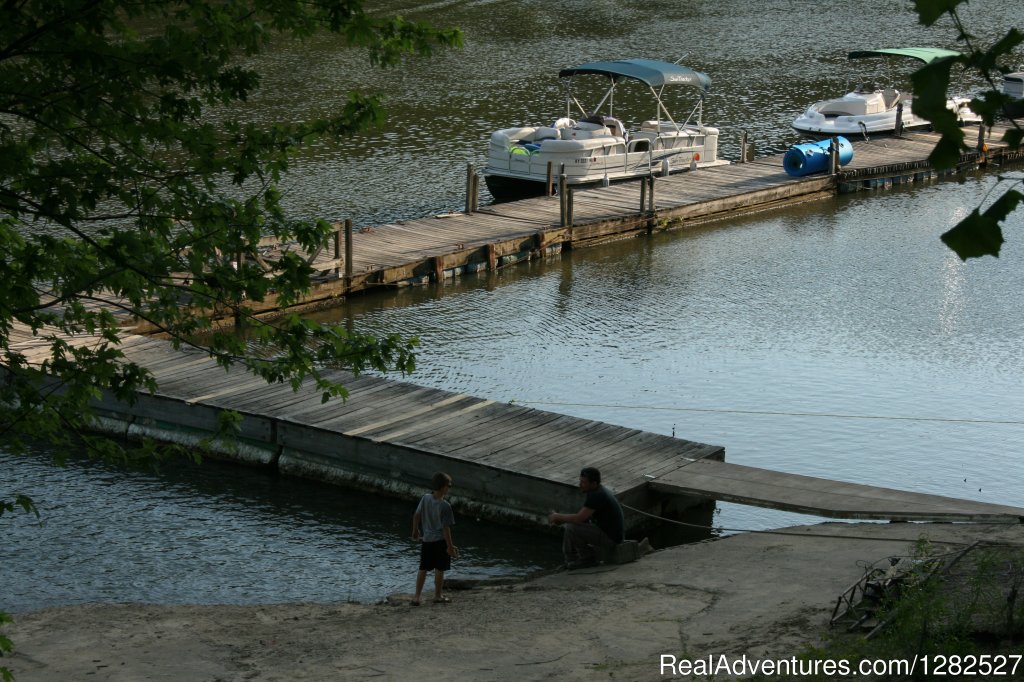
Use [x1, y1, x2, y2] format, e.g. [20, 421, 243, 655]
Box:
[639, 175, 647, 214]
[559, 174, 568, 227]
[648, 174, 656, 215]
[465, 163, 476, 215]
[546, 162, 554, 197]
[566, 186, 574, 227]
[740, 131, 748, 163]
[486, 243, 497, 271]
[344, 218, 353, 290]
[433, 255, 444, 283]
[977, 124, 988, 157]
[894, 102, 904, 137]
[333, 227, 341, 279]
[830, 138, 839, 175]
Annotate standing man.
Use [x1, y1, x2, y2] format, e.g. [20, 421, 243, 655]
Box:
[548, 466, 624, 570]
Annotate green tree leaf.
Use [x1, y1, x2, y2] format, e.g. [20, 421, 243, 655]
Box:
[913, 0, 969, 27]
[941, 190, 1022, 259]
[911, 0, 1023, 257]
[0, 1, 461, 464]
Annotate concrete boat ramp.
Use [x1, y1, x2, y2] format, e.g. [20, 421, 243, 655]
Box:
[12, 329, 1023, 529]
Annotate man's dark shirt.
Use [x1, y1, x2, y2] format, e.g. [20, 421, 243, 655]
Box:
[584, 485, 625, 543]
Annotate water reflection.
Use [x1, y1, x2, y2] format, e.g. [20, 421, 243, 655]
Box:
[2, 446, 562, 612]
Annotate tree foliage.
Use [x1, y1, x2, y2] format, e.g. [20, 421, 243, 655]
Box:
[0, 0, 461, 463]
[2, 3, 459, 666]
[909, 0, 1022, 259]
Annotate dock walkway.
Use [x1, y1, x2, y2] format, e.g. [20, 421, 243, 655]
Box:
[11, 327, 1023, 527]
[131, 124, 1022, 331]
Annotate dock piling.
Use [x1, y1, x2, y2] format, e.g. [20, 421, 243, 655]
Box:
[465, 163, 477, 215]
[486, 243, 497, 271]
[344, 218, 353, 290]
[333, 228, 341, 279]
[546, 162, 554, 197]
[648, 174, 656, 215]
[559, 174, 568, 226]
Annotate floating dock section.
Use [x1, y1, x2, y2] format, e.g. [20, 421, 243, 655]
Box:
[10, 327, 1023, 529]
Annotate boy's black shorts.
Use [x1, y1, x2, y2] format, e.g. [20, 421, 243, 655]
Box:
[419, 539, 451, 571]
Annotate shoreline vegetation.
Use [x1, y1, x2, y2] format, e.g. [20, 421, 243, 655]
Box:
[8, 521, 1024, 681]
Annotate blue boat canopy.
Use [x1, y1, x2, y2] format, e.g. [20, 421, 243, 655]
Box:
[558, 59, 711, 92]
[846, 48, 962, 64]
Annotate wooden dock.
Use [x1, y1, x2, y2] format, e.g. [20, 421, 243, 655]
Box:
[11, 327, 1023, 527]
[127, 124, 1022, 332]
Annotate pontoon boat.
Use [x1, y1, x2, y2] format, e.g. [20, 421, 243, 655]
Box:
[483, 59, 728, 202]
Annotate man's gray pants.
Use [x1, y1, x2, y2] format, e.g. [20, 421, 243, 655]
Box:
[562, 522, 616, 562]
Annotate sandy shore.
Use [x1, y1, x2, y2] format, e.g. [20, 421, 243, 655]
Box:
[8, 521, 1023, 681]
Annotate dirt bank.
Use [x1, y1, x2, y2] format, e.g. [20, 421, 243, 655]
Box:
[8, 522, 1023, 681]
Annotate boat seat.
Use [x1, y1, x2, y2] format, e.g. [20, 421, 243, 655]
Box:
[627, 138, 651, 153]
[525, 127, 559, 142]
[561, 121, 611, 140]
[604, 116, 625, 139]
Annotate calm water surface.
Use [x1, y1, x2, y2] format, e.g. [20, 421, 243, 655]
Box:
[322, 174, 1024, 527]
[4, 0, 1023, 611]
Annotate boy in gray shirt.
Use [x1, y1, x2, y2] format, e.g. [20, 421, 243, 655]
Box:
[412, 472, 458, 605]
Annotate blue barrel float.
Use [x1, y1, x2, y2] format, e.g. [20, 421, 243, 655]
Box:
[783, 136, 853, 177]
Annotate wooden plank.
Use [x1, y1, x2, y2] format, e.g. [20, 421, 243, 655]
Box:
[473, 414, 601, 466]
[343, 392, 471, 436]
[374, 397, 497, 443]
[392, 402, 533, 446]
[411, 406, 554, 454]
[652, 460, 1024, 521]
[297, 383, 433, 426]
[477, 413, 607, 456]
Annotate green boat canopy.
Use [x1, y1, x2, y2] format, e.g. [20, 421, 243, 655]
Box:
[558, 59, 711, 92]
[846, 48, 962, 64]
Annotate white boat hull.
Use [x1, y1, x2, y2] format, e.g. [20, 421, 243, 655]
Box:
[792, 90, 980, 137]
